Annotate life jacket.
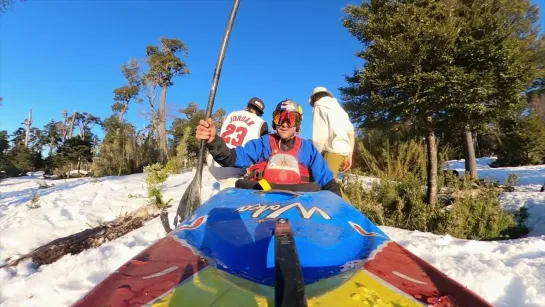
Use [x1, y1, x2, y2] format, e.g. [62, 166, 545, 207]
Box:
[246, 135, 311, 184]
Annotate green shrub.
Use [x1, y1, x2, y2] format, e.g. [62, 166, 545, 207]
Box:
[143, 163, 172, 209]
[355, 137, 428, 183]
[506, 173, 519, 187]
[437, 189, 521, 240]
[166, 126, 191, 174]
[344, 176, 529, 240]
[345, 129, 529, 241]
[492, 114, 545, 167]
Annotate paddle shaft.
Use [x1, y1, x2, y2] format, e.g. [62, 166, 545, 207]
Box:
[275, 218, 308, 307]
[194, 0, 241, 184]
[164, 0, 242, 233]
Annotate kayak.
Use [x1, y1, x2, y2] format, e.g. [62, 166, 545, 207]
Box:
[71, 187, 493, 307]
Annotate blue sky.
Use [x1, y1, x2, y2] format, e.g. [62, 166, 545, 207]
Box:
[0, 0, 543, 141]
[0, 0, 362, 140]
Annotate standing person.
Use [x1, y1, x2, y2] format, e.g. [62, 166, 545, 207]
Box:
[309, 87, 355, 202]
[197, 99, 343, 197]
[309, 86, 356, 177]
[207, 97, 269, 190]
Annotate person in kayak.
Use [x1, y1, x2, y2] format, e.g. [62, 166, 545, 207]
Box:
[196, 99, 342, 197]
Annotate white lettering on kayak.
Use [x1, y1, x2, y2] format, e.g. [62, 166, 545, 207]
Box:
[392, 271, 427, 285]
[252, 204, 281, 218]
[236, 202, 331, 220]
[142, 266, 179, 279]
[348, 221, 388, 239]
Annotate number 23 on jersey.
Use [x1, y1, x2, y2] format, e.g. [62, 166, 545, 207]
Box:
[221, 123, 248, 146]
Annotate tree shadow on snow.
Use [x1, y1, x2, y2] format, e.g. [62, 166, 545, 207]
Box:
[493, 276, 539, 307]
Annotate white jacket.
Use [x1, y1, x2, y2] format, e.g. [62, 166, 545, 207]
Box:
[312, 96, 355, 156]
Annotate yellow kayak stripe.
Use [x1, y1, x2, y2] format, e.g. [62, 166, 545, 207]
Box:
[306, 270, 424, 307]
[149, 267, 270, 306]
[150, 267, 424, 307]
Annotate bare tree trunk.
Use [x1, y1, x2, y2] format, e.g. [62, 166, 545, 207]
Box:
[24, 109, 32, 147]
[462, 126, 478, 180]
[118, 104, 128, 122]
[144, 77, 159, 140]
[135, 138, 140, 170]
[159, 85, 168, 160]
[68, 112, 77, 139]
[426, 131, 438, 206]
[77, 157, 81, 175]
[61, 109, 69, 141]
[474, 130, 481, 157]
[151, 113, 158, 140]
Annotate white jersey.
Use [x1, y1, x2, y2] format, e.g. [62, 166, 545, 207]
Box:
[207, 110, 266, 181]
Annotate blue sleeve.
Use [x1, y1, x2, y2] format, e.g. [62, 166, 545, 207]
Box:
[233, 135, 271, 169]
[298, 139, 335, 188]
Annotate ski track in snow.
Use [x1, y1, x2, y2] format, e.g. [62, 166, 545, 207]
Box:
[0, 158, 544, 306]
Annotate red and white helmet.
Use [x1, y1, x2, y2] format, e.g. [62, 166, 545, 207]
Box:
[272, 99, 304, 132]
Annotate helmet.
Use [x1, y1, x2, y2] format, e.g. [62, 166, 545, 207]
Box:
[247, 97, 265, 116]
[272, 99, 304, 132]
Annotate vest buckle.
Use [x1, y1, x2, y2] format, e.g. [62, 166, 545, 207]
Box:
[247, 170, 263, 180]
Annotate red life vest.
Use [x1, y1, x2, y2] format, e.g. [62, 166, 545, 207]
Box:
[246, 135, 311, 184]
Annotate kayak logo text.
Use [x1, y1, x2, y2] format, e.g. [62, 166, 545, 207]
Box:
[235, 202, 331, 220]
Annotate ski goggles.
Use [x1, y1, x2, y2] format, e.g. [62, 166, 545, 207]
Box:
[273, 111, 301, 128]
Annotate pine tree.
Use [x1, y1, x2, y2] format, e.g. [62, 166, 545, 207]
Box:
[340, 0, 543, 204]
[341, 0, 462, 205]
[112, 59, 142, 122]
[495, 114, 545, 166]
[144, 37, 190, 161]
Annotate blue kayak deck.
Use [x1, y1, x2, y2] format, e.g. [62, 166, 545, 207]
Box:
[172, 188, 391, 286]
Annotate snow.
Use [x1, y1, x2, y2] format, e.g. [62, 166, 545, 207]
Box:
[339, 172, 381, 189]
[384, 227, 545, 307]
[446, 156, 545, 188]
[0, 157, 544, 307]
[0, 170, 218, 263]
[446, 157, 545, 238]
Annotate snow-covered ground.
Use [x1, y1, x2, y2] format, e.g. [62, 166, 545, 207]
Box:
[446, 156, 545, 189]
[0, 157, 544, 306]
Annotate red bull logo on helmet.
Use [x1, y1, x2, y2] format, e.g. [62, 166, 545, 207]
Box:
[277, 99, 302, 114]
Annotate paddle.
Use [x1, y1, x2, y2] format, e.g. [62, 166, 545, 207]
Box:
[160, 0, 241, 233]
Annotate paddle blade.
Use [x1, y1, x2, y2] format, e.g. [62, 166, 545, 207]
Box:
[175, 172, 202, 225]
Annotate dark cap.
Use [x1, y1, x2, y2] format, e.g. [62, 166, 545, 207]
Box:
[247, 97, 265, 115]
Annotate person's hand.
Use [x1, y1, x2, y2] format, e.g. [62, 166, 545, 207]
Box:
[342, 154, 353, 172]
[195, 118, 216, 144]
